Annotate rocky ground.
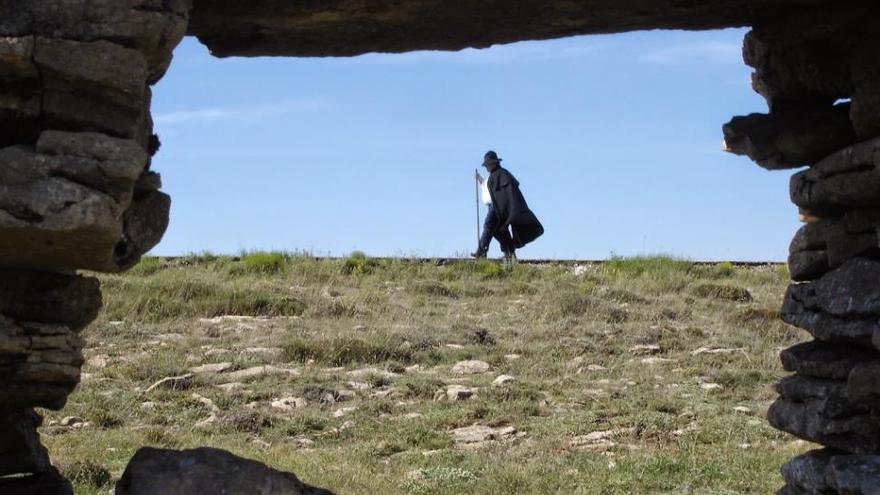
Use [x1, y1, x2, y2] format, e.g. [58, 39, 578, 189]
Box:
[42, 254, 808, 494]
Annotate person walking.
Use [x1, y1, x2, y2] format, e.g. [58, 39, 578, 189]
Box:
[472, 150, 543, 261]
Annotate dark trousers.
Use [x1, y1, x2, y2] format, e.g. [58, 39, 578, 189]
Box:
[478, 205, 514, 255]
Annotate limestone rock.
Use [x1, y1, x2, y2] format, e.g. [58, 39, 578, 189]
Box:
[781, 450, 880, 495]
[188, 0, 841, 58]
[0, 270, 100, 409]
[451, 360, 490, 375]
[846, 361, 880, 410]
[791, 138, 880, 214]
[34, 38, 148, 139]
[0, 131, 170, 272]
[115, 447, 334, 495]
[780, 341, 878, 380]
[451, 424, 518, 449]
[768, 375, 880, 454]
[722, 105, 856, 169]
[1, 0, 192, 81]
[788, 210, 880, 281]
[781, 259, 880, 346]
[189, 362, 233, 375]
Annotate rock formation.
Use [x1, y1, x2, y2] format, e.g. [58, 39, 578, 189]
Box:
[722, 2, 880, 493]
[0, 1, 187, 492]
[2, 0, 879, 492]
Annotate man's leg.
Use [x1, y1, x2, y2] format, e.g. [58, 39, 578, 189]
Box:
[494, 226, 514, 259]
[473, 206, 497, 257]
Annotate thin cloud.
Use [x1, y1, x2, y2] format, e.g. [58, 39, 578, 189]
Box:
[641, 41, 742, 65]
[154, 98, 327, 127]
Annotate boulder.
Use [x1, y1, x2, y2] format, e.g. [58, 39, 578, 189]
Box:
[115, 447, 335, 495]
[780, 450, 880, 495]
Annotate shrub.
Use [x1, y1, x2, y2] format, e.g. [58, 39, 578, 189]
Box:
[60, 461, 112, 488]
[714, 261, 736, 277]
[343, 251, 379, 274]
[602, 255, 693, 278]
[692, 283, 752, 302]
[282, 336, 413, 365]
[229, 251, 288, 275]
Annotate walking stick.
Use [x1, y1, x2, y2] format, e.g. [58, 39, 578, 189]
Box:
[475, 168, 480, 251]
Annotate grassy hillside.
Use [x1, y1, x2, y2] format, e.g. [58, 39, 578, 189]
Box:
[43, 254, 810, 494]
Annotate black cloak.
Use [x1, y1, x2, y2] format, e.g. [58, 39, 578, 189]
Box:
[487, 167, 544, 249]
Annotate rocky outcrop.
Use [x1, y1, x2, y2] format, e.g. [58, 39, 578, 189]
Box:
[187, 0, 839, 57]
[722, 3, 880, 492]
[0, 1, 189, 492]
[116, 447, 336, 495]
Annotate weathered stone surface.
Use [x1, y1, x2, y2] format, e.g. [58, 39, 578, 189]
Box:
[782, 259, 880, 345]
[0, 0, 191, 80]
[781, 450, 880, 495]
[115, 190, 171, 270]
[187, 0, 838, 58]
[0, 268, 101, 331]
[780, 449, 835, 495]
[777, 375, 870, 418]
[0, 131, 170, 272]
[780, 341, 879, 380]
[0, 409, 50, 476]
[788, 210, 880, 281]
[0, 269, 100, 409]
[0, 36, 38, 80]
[115, 447, 335, 495]
[769, 375, 880, 454]
[850, 40, 880, 140]
[846, 361, 880, 411]
[721, 105, 856, 169]
[0, 318, 84, 410]
[35, 38, 149, 139]
[791, 138, 880, 214]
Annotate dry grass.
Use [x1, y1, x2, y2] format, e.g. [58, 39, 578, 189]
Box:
[43, 254, 809, 494]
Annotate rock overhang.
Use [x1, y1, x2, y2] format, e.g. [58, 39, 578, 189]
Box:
[187, 0, 837, 58]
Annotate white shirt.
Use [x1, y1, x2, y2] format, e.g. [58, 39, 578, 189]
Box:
[481, 180, 492, 205]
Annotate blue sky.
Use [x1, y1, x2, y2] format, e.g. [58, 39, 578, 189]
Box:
[151, 28, 799, 261]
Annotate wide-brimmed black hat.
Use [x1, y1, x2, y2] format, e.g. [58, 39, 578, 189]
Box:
[481, 150, 502, 167]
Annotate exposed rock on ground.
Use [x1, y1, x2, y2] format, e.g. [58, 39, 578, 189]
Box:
[115, 447, 335, 495]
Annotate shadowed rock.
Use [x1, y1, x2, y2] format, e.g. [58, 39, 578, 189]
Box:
[0, 409, 50, 476]
[721, 105, 856, 169]
[187, 0, 838, 58]
[788, 210, 880, 282]
[115, 447, 335, 495]
[791, 138, 880, 214]
[780, 341, 879, 380]
[780, 450, 880, 495]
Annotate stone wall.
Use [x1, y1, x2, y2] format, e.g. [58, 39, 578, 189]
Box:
[0, 1, 189, 492]
[723, 3, 880, 493]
